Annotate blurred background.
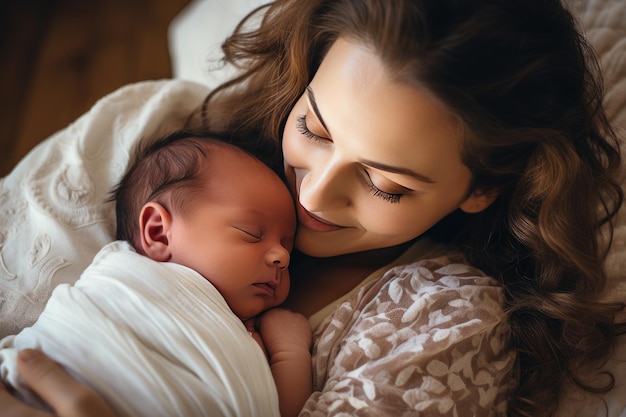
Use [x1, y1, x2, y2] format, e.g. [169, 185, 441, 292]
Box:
[0, 0, 190, 177]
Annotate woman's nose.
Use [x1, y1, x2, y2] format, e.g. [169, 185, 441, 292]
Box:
[298, 159, 351, 211]
[266, 246, 290, 270]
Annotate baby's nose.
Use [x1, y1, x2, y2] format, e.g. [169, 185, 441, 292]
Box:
[267, 247, 290, 269]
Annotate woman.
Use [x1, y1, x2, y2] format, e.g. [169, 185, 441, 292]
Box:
[2, 0, 624, 416]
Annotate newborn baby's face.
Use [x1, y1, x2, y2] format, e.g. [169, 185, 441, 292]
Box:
[167, 143, 296, 321]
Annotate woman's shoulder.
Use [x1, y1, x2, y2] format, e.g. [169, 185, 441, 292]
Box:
[383, 239, 502, 294]
[307, 240, 504, 333]
[368, 252, 504, 320]
[389, 252, 501, 290]
[315, 248, 507, 352]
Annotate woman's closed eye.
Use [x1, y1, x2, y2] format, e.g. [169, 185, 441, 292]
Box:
[296, 114, 329, 144]
[297, 113, 408, 204]
[363, 171, 405, 204]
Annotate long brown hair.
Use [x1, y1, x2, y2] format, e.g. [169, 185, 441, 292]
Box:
[199, 1, 625, 415]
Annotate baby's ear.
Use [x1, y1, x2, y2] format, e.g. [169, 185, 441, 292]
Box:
[459, 188, 498, 214]
[139, 202, 172, 261]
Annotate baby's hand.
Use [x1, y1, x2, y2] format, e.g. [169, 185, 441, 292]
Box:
[257, 308, 312, 357]
[258, 309, 312, 417]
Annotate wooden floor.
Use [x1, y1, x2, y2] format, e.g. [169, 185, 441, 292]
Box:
[0, 0, 190, 177]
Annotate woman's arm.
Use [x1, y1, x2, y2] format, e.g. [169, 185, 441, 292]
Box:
[258, 309, 312, 417]
[0, 349, 117, 417]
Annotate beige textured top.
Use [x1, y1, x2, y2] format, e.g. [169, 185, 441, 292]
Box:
[302, 241, 515, 416]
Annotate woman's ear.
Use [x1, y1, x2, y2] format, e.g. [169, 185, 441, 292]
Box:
[139, 202, 172, 261]
[459, 189, 498, 214]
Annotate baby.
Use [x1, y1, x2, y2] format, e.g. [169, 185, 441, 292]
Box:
[0, 131, 312, 417]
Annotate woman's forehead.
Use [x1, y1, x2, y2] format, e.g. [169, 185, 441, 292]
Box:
[309, 38, 465, 181]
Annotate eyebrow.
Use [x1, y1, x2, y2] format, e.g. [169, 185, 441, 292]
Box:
[306, 86, 330, 134]
[358, 158, 435, 183]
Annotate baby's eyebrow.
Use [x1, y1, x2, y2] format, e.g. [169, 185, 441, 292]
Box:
[358, 158, 435, 184]
[306, 86, 330, 134]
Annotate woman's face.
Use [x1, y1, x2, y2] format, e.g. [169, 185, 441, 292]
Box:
[282, 38, 489, 257]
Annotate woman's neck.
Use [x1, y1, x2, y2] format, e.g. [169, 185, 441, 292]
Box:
[284, 241, 415, 317]
[293, 241, 413, 270]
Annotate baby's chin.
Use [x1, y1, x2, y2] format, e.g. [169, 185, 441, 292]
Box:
[235, 301, 283, 322]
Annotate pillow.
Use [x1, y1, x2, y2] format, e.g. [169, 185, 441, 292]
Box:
[0, 79, 209, 337]
[168, 0, 266, 87]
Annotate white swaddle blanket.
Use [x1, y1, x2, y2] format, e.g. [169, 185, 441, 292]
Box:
[0, 241, 280, 417]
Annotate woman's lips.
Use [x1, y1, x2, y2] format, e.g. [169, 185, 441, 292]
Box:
[296, 203, 344, 232]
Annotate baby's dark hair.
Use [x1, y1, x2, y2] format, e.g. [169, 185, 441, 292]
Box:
[112, 130, 281, 249]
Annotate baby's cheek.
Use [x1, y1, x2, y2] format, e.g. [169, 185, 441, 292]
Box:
[277, 273, 291, 304]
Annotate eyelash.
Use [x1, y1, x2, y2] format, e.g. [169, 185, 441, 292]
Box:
[364, 171, 403, 204]
[296, 114, 326, 143]
[296, 114, 403, 204]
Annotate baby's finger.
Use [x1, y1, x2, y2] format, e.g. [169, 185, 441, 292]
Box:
[17, 349, 118, 417]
